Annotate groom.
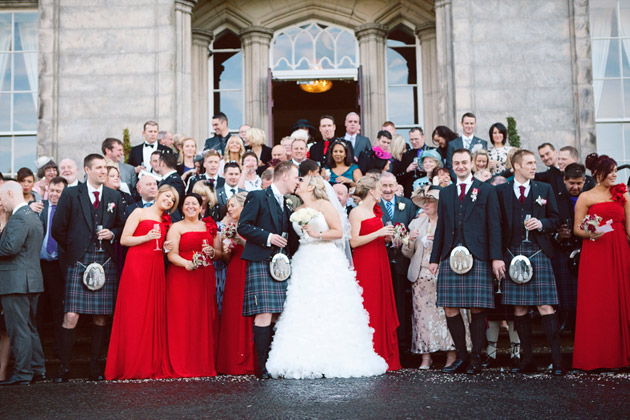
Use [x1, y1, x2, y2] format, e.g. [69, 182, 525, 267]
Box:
[238, 160, 300, 379]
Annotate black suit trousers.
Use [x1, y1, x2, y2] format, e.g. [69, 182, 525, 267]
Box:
[37, 259, 65, 356]
[388, 249, 412, 350]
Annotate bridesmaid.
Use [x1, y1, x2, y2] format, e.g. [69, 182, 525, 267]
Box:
[166, 193, 222, 377]
[349, 176, 401, 371]
[105, 185, 178, 380]
[215, 192, 256, 375]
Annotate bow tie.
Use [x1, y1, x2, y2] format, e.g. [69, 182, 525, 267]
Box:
[144, 142, 156, 148]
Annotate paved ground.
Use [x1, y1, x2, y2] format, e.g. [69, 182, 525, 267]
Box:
[2, 369, 629, 419]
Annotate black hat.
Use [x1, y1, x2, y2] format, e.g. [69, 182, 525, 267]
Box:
[290, 119, 315, 133]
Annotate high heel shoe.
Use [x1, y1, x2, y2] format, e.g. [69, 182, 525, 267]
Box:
[419, 359, 433, 370]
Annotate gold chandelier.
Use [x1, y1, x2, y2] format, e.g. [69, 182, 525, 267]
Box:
[298, 79, 333, 93]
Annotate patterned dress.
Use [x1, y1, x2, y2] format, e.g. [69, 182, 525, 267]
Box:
[489, 145, 513, 175]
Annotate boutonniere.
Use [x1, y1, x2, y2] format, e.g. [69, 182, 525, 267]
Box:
[535, 196, 547, 206]
[471, 188, 479, 202]
[107, 203, 116, 213]
[398, 202, 405, 211]
[284, 194, 297, 211]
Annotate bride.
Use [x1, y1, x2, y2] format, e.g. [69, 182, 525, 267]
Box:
[266, 175, 388, 379]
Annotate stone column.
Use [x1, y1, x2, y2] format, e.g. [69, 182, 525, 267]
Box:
[434, 0, 456, 128]
[38, 0, 59, 159]
[191, 29, 213, 144]
[239, 26, 273, 141]
[174, 0, 196, 136]
[569, 0, 596, 157]
[416, 24, 438, 133]
[355, 23, 388, 142]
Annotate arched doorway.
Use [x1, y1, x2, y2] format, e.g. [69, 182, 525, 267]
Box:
[268, 21, 361, 142]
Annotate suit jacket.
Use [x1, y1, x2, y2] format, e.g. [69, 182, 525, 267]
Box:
[430, 178, 502, 263]
[186, 174, 225, 195]
[118, 162, 137, 192]
[159, 171, 185, 205]
[379, 196, 418, 274]
[395, 146, 435, 196]
[216, 186, 246, 220]
[309, 138, 354, 168]
[127, 143, 170, 168]
[445, 136, 488, 176]
[346, 134, 371, 160]
[51, 183, 126, 269]
[496, 181, 560, 258]
[0, 205, 44, 295]
[238, 187, 299, 261]
[203, 133, 231, 154]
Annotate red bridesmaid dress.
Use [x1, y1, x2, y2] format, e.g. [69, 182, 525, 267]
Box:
[216, 243, 256, 375]
[573, 185, 630, 371]
[352, 205, 401, 371]
[166, 218, 220, 377]
[105, 215, 175, 380]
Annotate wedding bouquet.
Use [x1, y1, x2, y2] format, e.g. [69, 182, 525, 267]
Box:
[192, 251, 210, 269]
[579, 214, 602, 233]
[222, 222, 238, 250]
[392, 223, 410, 247]
[290, 208, 319, 226]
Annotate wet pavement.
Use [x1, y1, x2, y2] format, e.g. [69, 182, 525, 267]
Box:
[1, 369, 628, 419]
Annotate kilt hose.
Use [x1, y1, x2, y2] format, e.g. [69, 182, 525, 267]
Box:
[243, 260, 288, 317]
[502, 241, 558, 307]
[64, 251, 119, 315]
[436, 257, 495, 309]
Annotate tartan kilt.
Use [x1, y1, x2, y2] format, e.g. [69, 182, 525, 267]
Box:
[550, 249, 578, 311]
[502, 242, 558, 306]
[64, 251, 119, 315]
[242, 260, 288, 317]
[436, 257, 494, 309]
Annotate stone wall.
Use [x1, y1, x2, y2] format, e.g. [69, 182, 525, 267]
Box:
[38, 0, 177, 165]
[450, 0, 594, 160]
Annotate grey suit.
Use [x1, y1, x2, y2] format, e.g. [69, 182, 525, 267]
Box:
[0, 204, 45, 381]
[117, 162, 137, 193]
[445, 136, 488, 177]
[346, 134, 371, 160]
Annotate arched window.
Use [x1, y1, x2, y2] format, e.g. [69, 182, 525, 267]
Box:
[210, 31, 243, 132]
[270, 21, 359, 79]
[386, 26, 422, 139]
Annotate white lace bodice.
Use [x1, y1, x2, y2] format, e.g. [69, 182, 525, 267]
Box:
[292, 211, 330, 243]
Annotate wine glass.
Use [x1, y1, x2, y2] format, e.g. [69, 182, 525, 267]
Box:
[96, 225, 104, 252]
[523, 214, 532, 243]
[496, 275, 503, 294]
[153, 223, 162, 251]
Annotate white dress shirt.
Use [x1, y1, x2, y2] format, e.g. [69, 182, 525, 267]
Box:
[142, 142, 158, 168]
[266, 183, 285, 246]
[513, 179, 531, 199]
[456, 174, 474, 195]
[344, 133, 356, 148]
[86, 183, 104, 205]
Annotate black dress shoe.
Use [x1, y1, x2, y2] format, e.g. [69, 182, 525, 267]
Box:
[550, 364, 565, 376]
[510, 361, 537, 374]
[466, 358, 482, 375]
[481, 356, 497, 369]
[255, 368, 272, 380]
[31, 373, 48, 384]
[0, 376, 31, 386]
[442, 359, 467, 374]
[53, 368, 70, 383]
[89, 373, 105, 381]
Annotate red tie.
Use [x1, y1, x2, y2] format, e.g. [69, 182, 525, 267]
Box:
[93, 191, 100, 209]
[518, 185, 526, 204]
[459, 183, 466, 201]
[323, 140, 330, 156]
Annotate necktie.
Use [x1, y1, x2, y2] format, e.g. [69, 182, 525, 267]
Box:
[93, 191, 100, 209]
[386, 200, 394, 220]
[459, 183, 466, 201]
[519, 185, 526, 204]
[323, 140, 330, 156]
[143, 201, 152, 208]
[230, 188, 236, 196]
[464, 138, 471, 150]
[46, 205, 57, 255]
[207, 177, 215, 186]
[144, 142, 154, 148]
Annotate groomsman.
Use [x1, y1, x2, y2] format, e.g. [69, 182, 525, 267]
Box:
[216, 161, 245, 220]
[378, 172, 417, 353]
[429, 148, 504, 375]
[445, 113, 488, 177]
[127, 121, 171, 172]
[38, 176, 68, 361]
[0, 182, 45, 385]
[343, 112, 371, 160]
[157, 151, 185, 219]
[495, 149, 564, 375]
[186, 150, 225, 194]
[51, 154, 126, 382]
[238, 161, 300, 379]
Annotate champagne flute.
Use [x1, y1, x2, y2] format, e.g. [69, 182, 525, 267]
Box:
[496, 275, 503, 294]
[523, 214, 532, 243]
[96, 224, 104, 252]
[153, 223, 161, 251]
[202, 239, 210, 256]
[386, 221, 398, 263]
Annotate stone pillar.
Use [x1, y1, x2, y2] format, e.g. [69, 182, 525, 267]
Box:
[569, 0, 596, 158]
[434, 0, 456, 128]
[191, 29, 213, 144]
[239, 26, 273, 141]
[416, 24, 438, 134]
[38, 0, 59, 160]
[355, 23, 388, 142]
[174, 0, 196, 136]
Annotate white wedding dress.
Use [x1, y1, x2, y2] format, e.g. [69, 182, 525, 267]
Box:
[266, 211, 388, 379]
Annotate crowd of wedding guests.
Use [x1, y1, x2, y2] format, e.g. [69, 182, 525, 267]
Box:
[0, 110, 628, 386]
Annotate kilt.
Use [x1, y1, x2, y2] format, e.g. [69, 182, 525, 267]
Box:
[242, 260, 288, 317]
[64, 251, 119, 315]
[436, 257, 494, 309]
[502, 242, 558, 306]
[550, 249, 578, 311]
